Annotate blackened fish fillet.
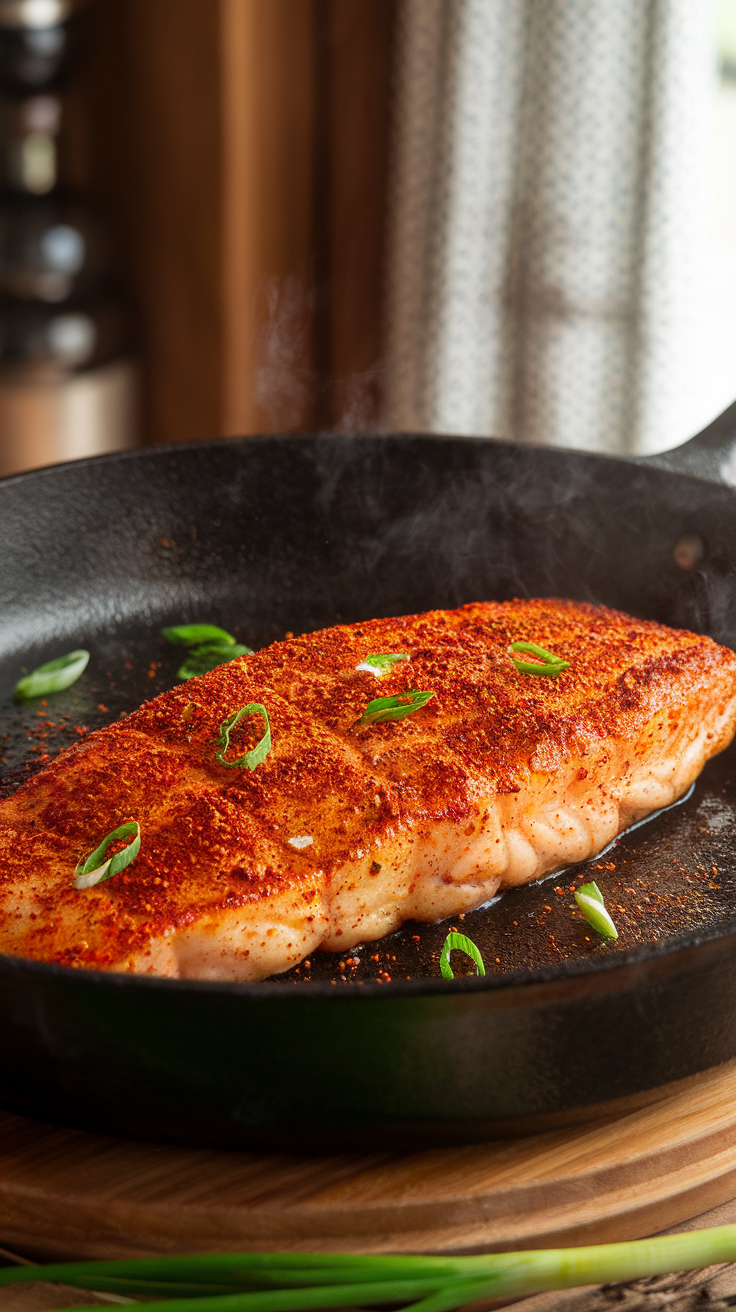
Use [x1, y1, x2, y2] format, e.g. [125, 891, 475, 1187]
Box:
[1, 598, 735, 980]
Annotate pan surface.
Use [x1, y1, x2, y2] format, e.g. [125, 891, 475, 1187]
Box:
[2, 414, 736, 1147]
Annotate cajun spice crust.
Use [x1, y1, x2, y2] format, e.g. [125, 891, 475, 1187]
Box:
[1, 598, 735, 980]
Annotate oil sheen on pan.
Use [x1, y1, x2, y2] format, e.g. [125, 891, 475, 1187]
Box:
[0, 598, 735, 982]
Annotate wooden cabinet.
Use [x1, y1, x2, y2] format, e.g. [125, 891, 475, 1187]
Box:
[66, 0, 395, 445]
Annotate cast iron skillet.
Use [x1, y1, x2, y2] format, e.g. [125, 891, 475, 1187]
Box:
[2, 405, 736, 1150]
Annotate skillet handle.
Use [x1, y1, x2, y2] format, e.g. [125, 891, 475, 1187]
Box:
[640, 399, 736, 484]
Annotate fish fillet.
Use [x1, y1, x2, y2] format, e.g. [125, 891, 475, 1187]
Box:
[1, 599, 735, 981]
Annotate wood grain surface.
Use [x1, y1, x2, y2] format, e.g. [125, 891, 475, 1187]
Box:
[70, 0, 319, 445]
[4, 1062, 736, 1263]
[65, 0, 396, 447]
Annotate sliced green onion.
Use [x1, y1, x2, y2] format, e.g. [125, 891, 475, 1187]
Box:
[73, 821, 141, 890]
[162, 624, 236, 647]
[14, 649, 89, 702]
[510, 641, 570, 677]
[439, 932, 486, 979]
[178, 642, 252, 681]
[355, 688, 434, 726]
[355, 653, 410, 676]
[217, 703, 271, 770]
[574, 880, 618, 939]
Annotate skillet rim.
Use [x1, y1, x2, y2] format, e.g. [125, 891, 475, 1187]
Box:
[0, 425, 725, 491]
[1, 894, 735, 1002]
[1, 431, 734, 1003]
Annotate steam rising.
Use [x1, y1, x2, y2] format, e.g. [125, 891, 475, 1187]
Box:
[250, 275, 736, 649]
[254, 274, 384, 434]
[332, 364, 385, 434]
[255, 275, 315, 431]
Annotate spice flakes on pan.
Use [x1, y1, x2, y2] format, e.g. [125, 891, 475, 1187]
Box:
[274, 742, 736, 985]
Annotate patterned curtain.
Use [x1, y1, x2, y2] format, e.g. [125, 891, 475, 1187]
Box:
[384, 0, 719, 454]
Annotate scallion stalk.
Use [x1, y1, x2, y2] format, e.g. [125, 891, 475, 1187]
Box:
[162, 625, 237, 647]
[510, 641, 569, 677]
[217, 704, 271, 771]
[355, 689, 434, 726]
[12, 1226, 736, 1312]
[575, 880, 618, 939]
[439, 932, 485, 978]
[355, 653, 410, 676]
[73, 821, 141, 890]
[178, 643, 252, 681]
[162, 623, 253, 680]
[14, 649, 89, 702]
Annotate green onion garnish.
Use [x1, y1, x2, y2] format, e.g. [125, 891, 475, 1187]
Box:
[162, 624, 236, 647]
[9, 1226, 736, 1307]
[217, 703, 271, 770]
[73, 821, 141, 890]
[178, 642, 252, 681]
[162, 623, 253, 682]
[355, 653, 410, 676]
[355, 688, 434, 726]
[574, 880, 618, 939]
[440, 931, 486, 979]
[14, 649, 89, 702]
[510, 641, 570, 677]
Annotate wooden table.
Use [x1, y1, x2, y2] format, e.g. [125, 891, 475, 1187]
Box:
[6, 1061, 736, 1309]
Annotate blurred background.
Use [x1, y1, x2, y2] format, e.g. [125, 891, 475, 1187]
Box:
[1, 0, 736, 477]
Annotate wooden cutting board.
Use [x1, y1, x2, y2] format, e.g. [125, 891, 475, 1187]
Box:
[4, 1062, 736, 1262]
